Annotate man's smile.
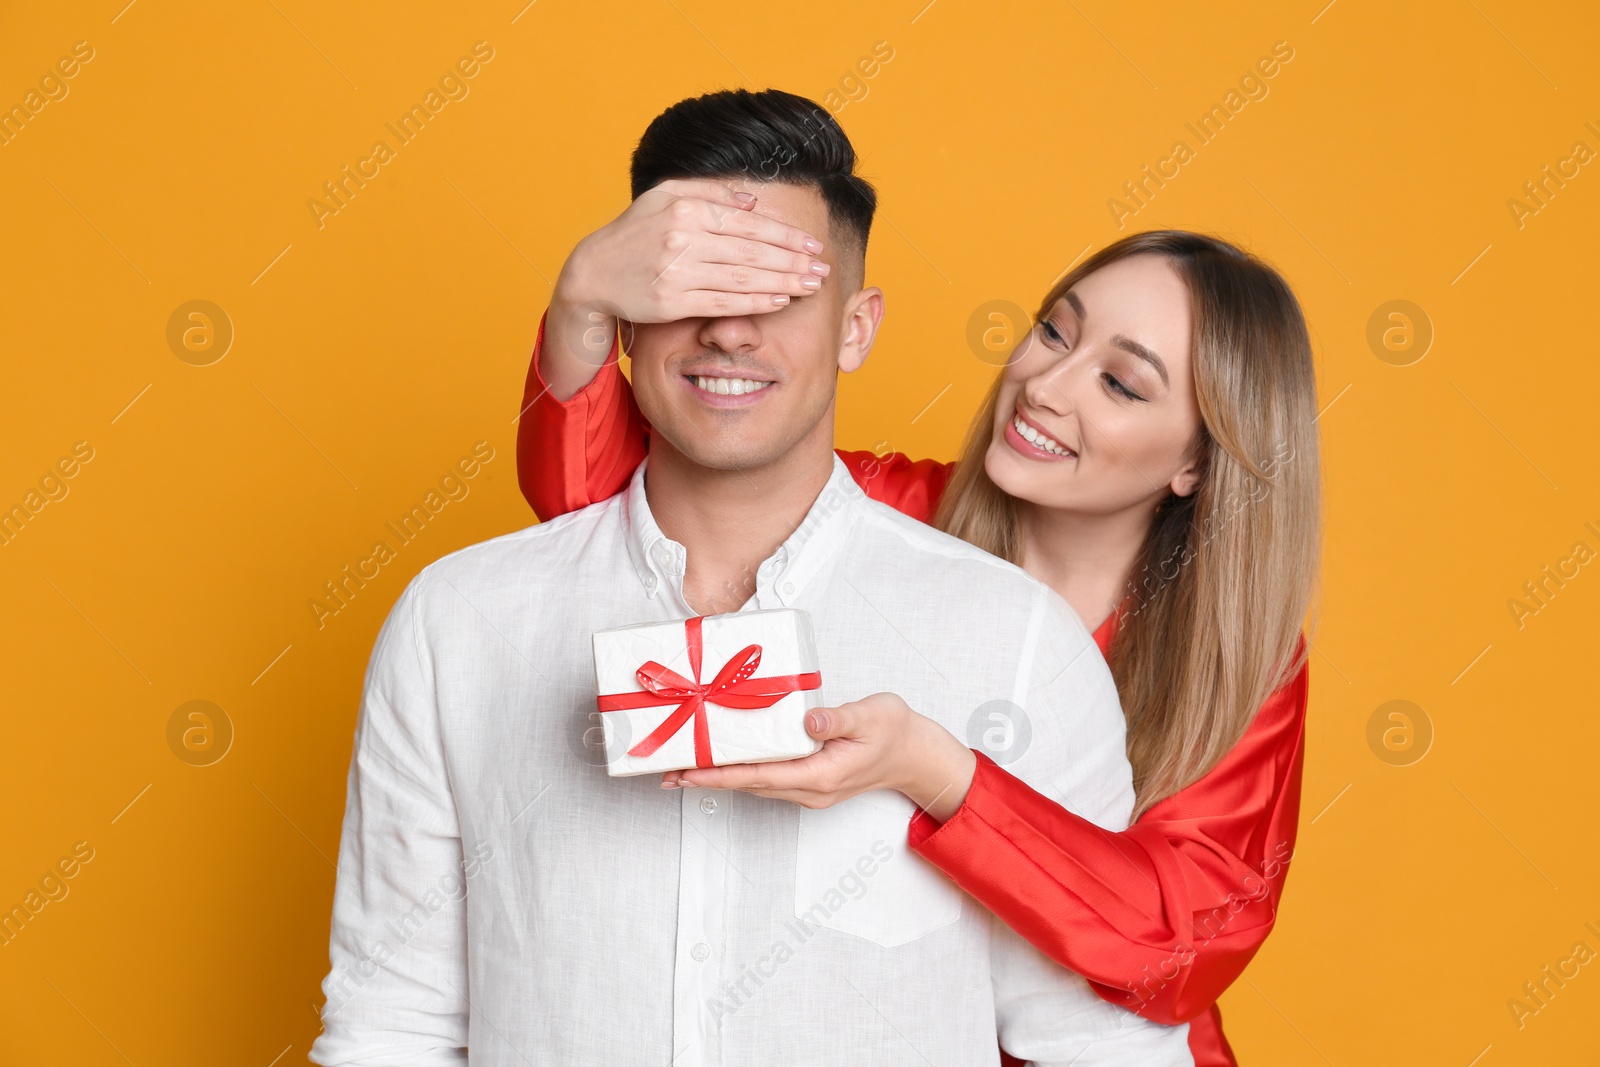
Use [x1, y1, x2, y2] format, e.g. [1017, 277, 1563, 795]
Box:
[683, 371, 777, 406]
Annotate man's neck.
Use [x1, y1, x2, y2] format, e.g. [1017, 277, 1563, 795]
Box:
[644, 432, 837, 616]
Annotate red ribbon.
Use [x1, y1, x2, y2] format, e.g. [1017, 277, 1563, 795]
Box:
[596, 616, 822, 768]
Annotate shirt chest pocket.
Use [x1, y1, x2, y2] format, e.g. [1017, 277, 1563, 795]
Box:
[793, 788, 964, 948]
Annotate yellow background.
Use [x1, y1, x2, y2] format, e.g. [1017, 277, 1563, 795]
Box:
[3, 1, 1597, 1063]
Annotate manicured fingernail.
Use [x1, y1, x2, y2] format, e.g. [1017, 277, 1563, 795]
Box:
[810, 262, 830, 276]
[804, 237, 824, 253]
[772, 295, 790, 305]
[734, 192, 757, 205]
[661, 780, 679, 789]
[807, 712, 827, 734]
[801, 278, 821, 290]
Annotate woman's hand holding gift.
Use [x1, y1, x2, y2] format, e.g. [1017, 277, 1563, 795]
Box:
[661, 692, 977, 822]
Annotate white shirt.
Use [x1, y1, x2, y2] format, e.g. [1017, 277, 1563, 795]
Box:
[310, 453, 1191, 1066]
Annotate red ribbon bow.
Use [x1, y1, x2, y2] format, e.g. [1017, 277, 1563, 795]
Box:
[596, 616, 822, 768]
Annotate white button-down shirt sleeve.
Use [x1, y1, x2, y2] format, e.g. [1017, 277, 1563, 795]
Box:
[1013, 587, 1136, 832]
[988, 588, 1192, 1066]
[311, 566, 472, 1067]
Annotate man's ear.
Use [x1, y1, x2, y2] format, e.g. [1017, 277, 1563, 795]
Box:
[837, 286, 884, 374]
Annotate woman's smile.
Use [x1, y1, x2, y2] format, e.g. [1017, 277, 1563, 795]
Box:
[1003, 405, 1077, 461]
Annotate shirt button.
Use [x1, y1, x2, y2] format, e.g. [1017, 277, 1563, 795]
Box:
[691, 942, 711, 962]
[653, 542, 682, 574]
[781, 582, 796, 596]
[699, 796, 718, 815]
[643, 574, 658, 595]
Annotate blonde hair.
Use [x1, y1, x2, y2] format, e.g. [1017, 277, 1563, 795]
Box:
[934, 231, 1320, 817]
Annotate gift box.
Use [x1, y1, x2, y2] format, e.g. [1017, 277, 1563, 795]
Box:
[592, 609, 825, 777]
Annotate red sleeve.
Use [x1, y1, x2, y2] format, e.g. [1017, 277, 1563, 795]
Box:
[909, 643, 1309, 1025]
[515, 307, 959, 523]
[515, 309, 650, 521]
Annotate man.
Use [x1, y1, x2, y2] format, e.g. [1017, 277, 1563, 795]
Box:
[311, 89, 1187, 1065]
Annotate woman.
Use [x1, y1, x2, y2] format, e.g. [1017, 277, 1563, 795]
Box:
[518, 207, 1318, 1065]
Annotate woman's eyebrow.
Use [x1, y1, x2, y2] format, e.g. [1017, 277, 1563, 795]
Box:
[1063, 289, 1170, 386]
[1113, 335, 1169, 386]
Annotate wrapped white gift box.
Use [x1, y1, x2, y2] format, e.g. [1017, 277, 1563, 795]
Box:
[592, 608, 825, 777]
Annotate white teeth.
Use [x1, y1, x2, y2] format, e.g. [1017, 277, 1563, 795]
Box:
[1014, 414, 1073, 456]
[693, 375, 772, 396]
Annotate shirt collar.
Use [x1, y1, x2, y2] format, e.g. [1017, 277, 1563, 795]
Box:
[623, 453, 866, 607]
